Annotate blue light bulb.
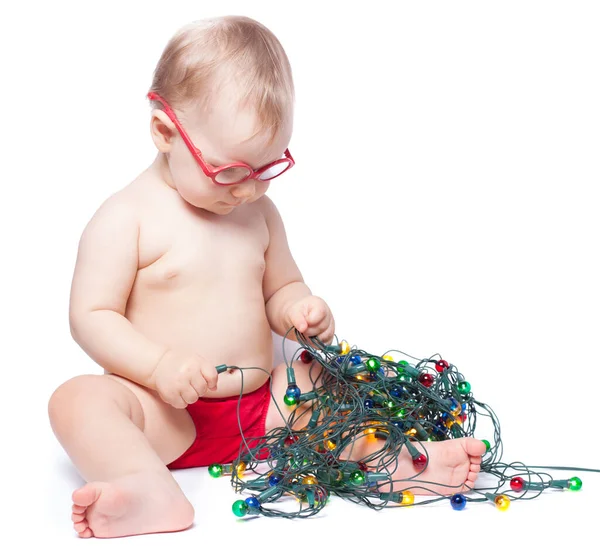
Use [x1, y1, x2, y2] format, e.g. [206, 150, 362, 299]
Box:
[450, 494, 467, 510]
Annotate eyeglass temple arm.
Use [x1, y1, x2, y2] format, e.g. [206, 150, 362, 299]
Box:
[148, 91, 207, 158]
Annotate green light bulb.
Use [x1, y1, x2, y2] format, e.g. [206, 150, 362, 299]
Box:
[457, 381, 471, 395]
[208, 464, 223, 478]
[232, 500, 249, 517]
[482, 439, 490, 452]
[366, 357, 381, 372]
[350, 470, 366, 486]
[283, 394, 298, 406]
[567, 477, 582, 491]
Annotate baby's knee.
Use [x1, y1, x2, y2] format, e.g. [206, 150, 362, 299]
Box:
[47, 374, 137, 424]
[48, 374, 94, 412]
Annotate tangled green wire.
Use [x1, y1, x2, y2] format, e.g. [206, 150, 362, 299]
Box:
[207, 328, 598, 517]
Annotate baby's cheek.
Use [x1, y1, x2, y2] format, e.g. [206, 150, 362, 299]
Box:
[254, 183, 270, 201]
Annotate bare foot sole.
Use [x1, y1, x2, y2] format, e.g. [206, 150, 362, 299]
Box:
[399, 437, 486, 496]
[357, 437, 486, 497]
[71, 470, 194, 538]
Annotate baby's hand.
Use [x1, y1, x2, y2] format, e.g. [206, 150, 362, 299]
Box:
[285, 295, 335, 345]
[150, 349, 219, 409]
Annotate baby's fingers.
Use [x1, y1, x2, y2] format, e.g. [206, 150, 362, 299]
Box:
[320, 323, 335, 345]
[168, 393, 190, 409]
[304, 313, 330, 338]
[200, 363, 219, 391]
[190, 375, 208, 397]
[180, 384, 201, 405]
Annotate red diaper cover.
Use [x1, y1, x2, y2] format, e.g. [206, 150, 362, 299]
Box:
[166, 380, 271, 469]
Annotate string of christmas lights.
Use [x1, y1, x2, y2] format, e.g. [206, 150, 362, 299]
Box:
[207, 327, 598, 518]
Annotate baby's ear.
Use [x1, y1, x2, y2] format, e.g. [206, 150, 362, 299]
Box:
[150, 110, 176, 152]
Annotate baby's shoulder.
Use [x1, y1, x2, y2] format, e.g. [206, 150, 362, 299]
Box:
[254, 194, 280, 223]
[254, 194, 288, 234]
[88, 185, 140, 226]
[92, 173, 168, 221]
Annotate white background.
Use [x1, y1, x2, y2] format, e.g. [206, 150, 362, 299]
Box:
[1, 0, 599, 558]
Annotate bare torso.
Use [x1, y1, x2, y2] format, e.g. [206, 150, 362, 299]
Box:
[104, 170, 275, 397]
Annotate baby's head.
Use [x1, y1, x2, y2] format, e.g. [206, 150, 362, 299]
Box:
[148, 16, 294, 213]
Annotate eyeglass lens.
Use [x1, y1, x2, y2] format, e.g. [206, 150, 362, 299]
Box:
[215, 160, 291, 184]
[215, 166, 252, 184]
[258, 161, 290, 180]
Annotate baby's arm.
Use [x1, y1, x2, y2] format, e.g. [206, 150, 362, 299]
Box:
[261, 196, 312, 341]
[69, 194, 166, 389]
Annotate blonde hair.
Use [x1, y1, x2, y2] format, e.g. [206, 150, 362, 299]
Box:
[149, 16, 294, 143]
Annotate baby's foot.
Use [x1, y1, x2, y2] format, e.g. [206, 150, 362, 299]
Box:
[406, 437, 486, 495]
[71, 470, 194, 538]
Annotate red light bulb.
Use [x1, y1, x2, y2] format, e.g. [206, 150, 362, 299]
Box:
[413, 453, 427, 469]
[419, 372, 434, 388]
[284, 435, 299, 446]
[300, 350, 313, 364]
[510, 476, 525, 492]
[435, 360, 449, 373]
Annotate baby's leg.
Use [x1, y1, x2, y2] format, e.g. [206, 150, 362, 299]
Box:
[266, 360, 486, 496]
[48, 374, 195, 538]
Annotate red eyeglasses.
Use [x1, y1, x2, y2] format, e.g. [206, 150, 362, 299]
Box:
[147, 92, 295, 186]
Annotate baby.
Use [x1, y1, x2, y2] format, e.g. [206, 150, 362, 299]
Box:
[48, 15, 486, 539]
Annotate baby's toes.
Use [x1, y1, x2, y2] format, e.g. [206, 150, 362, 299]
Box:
[72, 510, 86, 523]
[73, 519, 89, 533]
[463, 438, 487, 458]
[77, 526, 94, 538]
[465, 465, 480, 486]
[74, 519, 94, 538]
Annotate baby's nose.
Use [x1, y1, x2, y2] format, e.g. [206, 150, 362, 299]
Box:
[231, 180, 256, 199]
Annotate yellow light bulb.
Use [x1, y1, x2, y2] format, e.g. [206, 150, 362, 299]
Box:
[495, 495, 510, 511]
[340, 340, 350, 355]
[445, 418, 455, 428]
[405, 428, 417, 437]
[302, 475, 318, 485]
[236, 461, 247, 477]
[365, 427, 377, 436]
[382, 354, 394, 361]
[326, 439, 337, 450]
[401, 491, 415, 505]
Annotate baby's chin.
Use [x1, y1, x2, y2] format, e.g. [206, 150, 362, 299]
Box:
[204, 201, 239, 215]
[178, 192, 235, 214]
[214, 201, 238, 211]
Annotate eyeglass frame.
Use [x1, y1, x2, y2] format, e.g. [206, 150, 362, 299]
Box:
[147, 92, 295, 186]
